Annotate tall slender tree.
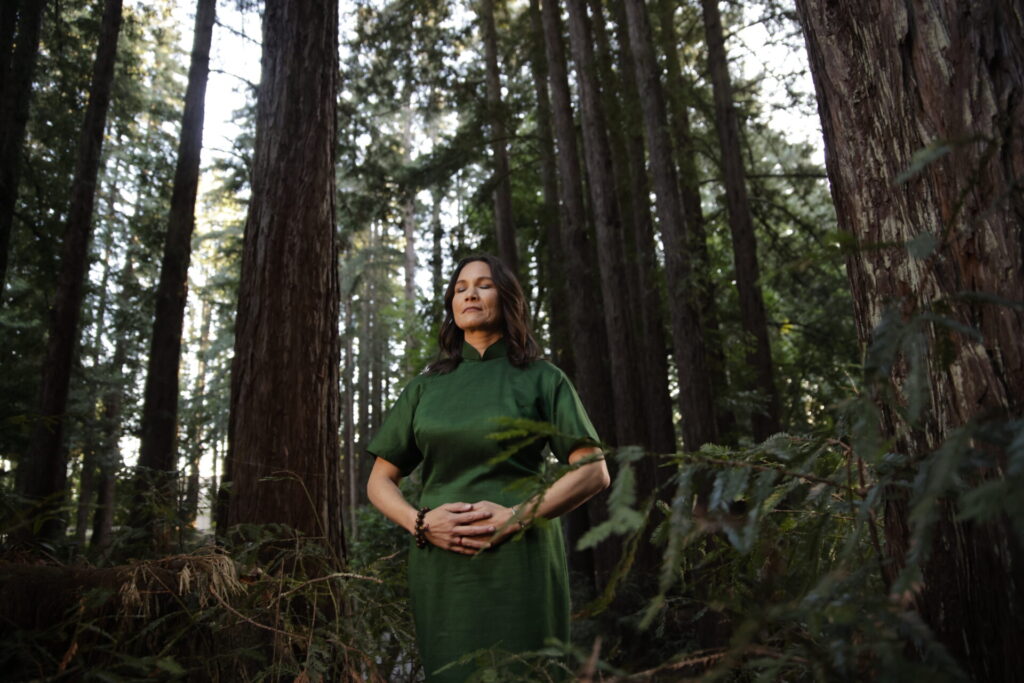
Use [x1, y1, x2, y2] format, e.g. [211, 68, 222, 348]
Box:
[563, 0, 644, 447]
[701, 0, 780, 440]
[655, 0, 733, 440]
[134, 0, 216, 542]
[538, 0, 616, 585]
[606, 0, 676, 455]
[219, 0, 343, 552]
[479, 0, 518, 274]
[15, 0, 123, 542]
[0, 0, 46, 296]
[622, 0, 718, 452]
[538, 0, 614, 438]
[527, 0, 573, 375]
[796, 0, 1024, 677]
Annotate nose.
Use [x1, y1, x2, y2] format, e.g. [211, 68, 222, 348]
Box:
[464, 287, 479, 300]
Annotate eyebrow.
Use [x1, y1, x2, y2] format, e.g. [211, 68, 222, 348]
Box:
[455, 276, 495, 285]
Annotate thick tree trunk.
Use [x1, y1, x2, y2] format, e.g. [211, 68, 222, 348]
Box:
[0, 0, 45, 297]
[220, 0, 343, 552]
[15, 0, 123, 543]
[135, 0, 215, 541]
[622, 0, 718, 452]
[527, 0, 573, 375]
[479, 0, 518, 274]
[564, 0, 644, 447]
[700, 0, 780, 441]
[795, 1, 1024, 678]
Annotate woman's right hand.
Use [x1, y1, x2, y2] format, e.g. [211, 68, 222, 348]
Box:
[424, 503, 496, 555]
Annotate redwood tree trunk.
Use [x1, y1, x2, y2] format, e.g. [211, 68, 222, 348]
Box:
[220, 0, 343, 552]
[0, 0, 45, 296]
[656, 0, 734, 440]
[608, 0, 676, 455]
[479, 0, 518, 275]
[15, 0, 123, 543]
[701, 0, 780, 441]
[622, 0, 718, 452]
[796, 1, 1024, 678]
[135, 0, 215, 539]
[538, 0, 615, 442]
[538, 0, 615, 587]
[527, 0, 573, 375]
[564, 0, 644, 447]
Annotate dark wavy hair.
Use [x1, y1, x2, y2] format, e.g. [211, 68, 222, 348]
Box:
[426, 254, 541, 375]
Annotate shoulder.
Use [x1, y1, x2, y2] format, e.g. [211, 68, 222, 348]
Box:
[394, 373, 429, 402]
[519, 358, 572, 388]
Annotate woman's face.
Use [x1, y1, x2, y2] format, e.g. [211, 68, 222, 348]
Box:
[452, 260, 502, 333]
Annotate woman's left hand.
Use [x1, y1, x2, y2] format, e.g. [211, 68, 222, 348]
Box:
[461, 500, 525, 550]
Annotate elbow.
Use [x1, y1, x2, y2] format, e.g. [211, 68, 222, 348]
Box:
[593, 458, 611, 493]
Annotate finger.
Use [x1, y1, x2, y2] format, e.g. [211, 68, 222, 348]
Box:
[460, 537, 489, 549]
[448, 539, 475, 555]
[453, 510, 493, 524]
[452, 524, 495, 535]
[443, 502, 473, 512]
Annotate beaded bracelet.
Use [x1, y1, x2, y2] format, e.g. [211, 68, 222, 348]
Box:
[414, 506, 431, 548]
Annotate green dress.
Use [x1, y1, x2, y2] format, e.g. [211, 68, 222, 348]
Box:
[367, 338, 600, 682]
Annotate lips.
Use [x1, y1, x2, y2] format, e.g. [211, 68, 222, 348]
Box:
[463, 306, 482, 313]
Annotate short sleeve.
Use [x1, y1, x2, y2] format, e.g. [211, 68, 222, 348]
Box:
[366, 379, 424, 476]
[546, 370, 601, 462]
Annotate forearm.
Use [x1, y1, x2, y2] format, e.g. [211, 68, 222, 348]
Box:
[366, 465, 418, 534]
[517, 448, 610, 524]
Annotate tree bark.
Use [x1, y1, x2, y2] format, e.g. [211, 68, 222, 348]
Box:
[479, 0, 518, 275]
[655, 0, 734, 441]
[564, 0, 644, 447]
[539, 0, 617, 587]
[0, 0, 46, 297]
[700, 0, 780, 440]
[606, 0, 676, 455]
[795, 0, 1024, 678]
[134, 0, 215, 542]
[622, 0, 718, 452]
[538, 0, 616, 443]
[15, 0, 123, 543]
[527, 0, 573, 375]
[220, 0, 343, 553]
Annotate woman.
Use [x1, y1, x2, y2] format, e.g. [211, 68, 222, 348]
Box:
[366, 254, 610, 681]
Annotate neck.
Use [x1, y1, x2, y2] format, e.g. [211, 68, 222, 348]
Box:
[463, 329, 503, 357]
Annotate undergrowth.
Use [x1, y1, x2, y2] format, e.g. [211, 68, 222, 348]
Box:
[2, 297, 1022, 681]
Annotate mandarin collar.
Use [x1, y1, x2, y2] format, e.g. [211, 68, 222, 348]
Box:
[462, 337, 508, 361]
